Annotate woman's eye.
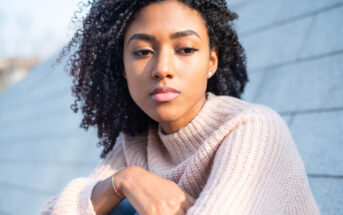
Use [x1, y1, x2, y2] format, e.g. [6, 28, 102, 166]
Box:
[177, 47, 198, 55]
[133, 49, 153, 57]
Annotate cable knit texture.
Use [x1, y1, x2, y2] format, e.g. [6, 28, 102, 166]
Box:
[40, 93, 320, 214]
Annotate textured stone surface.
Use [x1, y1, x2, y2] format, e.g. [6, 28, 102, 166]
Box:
[0, 134, 100, 163]
[241, 70, 265, 102]
[233, 0, 343, 35]
[290, 110, 343, 176]
[0, 163, 97, 195]
[239, 16, 312, 71]
[233, 0, 282, 34]
[0, 54, 101, 214]
[244, 54, 343, 112]
[309, 177, 343, 215]
[0, 186, 51, 215]
[298, 6, 343, 58]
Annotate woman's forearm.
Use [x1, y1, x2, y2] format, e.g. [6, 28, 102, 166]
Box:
[91, 166, 194, 215]
[91, 175, 124, 215]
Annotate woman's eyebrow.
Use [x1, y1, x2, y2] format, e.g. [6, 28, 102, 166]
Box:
[170, 30, 201, 40]
[128, 34, 156, 45]
[127, 30, 201, 45]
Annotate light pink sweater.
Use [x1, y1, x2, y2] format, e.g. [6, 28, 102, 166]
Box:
[41, 92, 320, 214]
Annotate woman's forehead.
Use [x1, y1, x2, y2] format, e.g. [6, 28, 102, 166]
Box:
[124, 1, 208, 42]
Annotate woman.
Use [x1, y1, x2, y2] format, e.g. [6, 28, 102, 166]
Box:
[41, 0, 320, 214]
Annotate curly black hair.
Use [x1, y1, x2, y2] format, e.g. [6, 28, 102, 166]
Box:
[61, 0, 248, 158]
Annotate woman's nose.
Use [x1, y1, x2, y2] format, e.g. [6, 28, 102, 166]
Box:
[151, 49, 175, 80]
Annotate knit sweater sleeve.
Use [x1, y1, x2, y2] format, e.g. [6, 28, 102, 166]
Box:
[40, 134, 127, 215]
[186, 107, 320, 215]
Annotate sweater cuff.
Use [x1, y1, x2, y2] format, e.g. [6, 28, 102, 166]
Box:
[79, 179, 102, 214]
[52, 178, 102, 214]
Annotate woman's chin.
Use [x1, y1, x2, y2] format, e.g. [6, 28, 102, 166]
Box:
[148, 110, 182, 124]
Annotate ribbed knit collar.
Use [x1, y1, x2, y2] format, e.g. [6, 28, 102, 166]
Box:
[157, 92, 224, 164]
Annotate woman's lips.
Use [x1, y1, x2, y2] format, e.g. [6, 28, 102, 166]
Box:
[150, 87, 180, 102]
[151, 92, 180, 102]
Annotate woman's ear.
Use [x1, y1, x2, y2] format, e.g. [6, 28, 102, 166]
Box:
[208, 46, 219, 79]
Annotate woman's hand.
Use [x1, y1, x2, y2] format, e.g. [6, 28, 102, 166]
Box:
[115, 166, 195, 215]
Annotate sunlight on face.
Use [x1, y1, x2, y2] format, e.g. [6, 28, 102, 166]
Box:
[123, 0, 218, 134]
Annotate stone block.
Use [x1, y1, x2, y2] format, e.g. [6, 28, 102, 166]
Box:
[290, 110, 343, 175]
[298, 6, 343, 58]
[0, 132, 100, 163]
[0, 185, 51, 215]
[0, 162, 98, 197]
[234, 0, 343, 35]
[309, 177, 343, 214]
[248, 54, 343, 112]
[240, 16, 312, 71]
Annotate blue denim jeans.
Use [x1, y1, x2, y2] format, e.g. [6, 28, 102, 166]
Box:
[109, 198, 139, 215]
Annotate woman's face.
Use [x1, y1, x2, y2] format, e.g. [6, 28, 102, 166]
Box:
[123, 0, 218, 134]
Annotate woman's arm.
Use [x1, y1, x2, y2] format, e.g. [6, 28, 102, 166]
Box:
[92, 165, 196, 215]
[91, 175, 123, 215]
[41, 133, 194, 215]
[186, 108, 320, 215]
[40, 134, 127, 215]
[117, 166, 196, 215]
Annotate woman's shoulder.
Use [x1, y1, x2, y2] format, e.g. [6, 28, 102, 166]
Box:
[208, 93, 287, 126]
[212, 94, 298, 164]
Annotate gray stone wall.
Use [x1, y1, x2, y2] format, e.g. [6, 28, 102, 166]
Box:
[0, 56, 101, 214]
